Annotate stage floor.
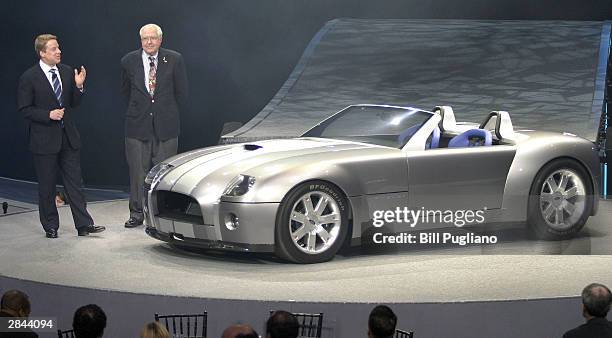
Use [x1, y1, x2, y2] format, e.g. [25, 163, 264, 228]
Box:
[1, 199, 612, 303]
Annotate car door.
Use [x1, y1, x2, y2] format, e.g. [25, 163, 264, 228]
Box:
[406, 145, 516, 228]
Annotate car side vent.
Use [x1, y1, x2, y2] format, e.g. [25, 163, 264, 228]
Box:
[244, 144, 262, 151]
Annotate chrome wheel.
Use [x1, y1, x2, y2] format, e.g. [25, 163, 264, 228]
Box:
[539, 169, 586, 230]
[289, 191, 342, 255]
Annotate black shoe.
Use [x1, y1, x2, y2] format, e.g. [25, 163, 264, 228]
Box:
[125, 217, 143, 228]
[77, 225, 106, 236]
[45, 229, 58, 238]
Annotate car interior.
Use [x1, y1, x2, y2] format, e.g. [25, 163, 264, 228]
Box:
[419, 106, 515, 149]
[329, 105, 516, 149]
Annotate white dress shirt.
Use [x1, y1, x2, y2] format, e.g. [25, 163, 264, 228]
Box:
[39, 60, 62, 92]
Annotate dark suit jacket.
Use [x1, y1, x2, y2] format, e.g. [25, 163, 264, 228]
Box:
[563, 317, 612, 338]
[17, 63, 83, 154]
[120, 47, 188, 140]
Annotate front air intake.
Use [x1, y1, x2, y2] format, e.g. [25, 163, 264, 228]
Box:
[156, 191, 204, 225]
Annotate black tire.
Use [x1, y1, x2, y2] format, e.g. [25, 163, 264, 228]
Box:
[527, 159, 592, 240]
[275, 181, 349, 263]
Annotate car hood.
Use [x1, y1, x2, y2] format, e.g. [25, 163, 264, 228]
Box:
[157, 138, 387, 203]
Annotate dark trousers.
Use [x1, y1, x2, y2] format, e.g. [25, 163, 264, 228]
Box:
[125, 137, 178, 220]
[32, 131, 93, 232]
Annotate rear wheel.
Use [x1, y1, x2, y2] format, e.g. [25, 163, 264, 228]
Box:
[527, 159, 592, 239]
[275, 181, 348, 263]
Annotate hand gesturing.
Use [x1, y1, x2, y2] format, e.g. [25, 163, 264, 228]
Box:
[74, 66, 87, 89]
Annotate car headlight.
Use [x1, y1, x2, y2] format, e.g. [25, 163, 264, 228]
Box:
[223, 175, 256, 197]
[145, 163, 173, 187]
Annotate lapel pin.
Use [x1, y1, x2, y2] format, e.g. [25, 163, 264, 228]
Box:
[163, 56, 167, 63]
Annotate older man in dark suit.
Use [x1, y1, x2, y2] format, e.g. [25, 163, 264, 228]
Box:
[563, 283, 612, 338]
[120, 23, 188, 227]
[17, 34, 105, 238]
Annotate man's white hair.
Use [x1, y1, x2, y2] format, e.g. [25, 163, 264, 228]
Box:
[139, 23, 163, 38]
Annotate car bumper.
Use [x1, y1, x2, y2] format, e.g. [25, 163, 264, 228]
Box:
[144, 188, 279, 252]
[145, 226, 274, 252]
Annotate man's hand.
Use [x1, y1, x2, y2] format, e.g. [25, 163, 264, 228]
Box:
[50, 108, 65, 121]
[74, 66, 86, 89]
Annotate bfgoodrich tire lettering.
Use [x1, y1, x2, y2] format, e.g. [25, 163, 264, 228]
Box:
[527, 159, 592, 240]
[275, 181, 348, 263]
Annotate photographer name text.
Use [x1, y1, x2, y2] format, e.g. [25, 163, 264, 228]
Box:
[372, 231, 497, 246]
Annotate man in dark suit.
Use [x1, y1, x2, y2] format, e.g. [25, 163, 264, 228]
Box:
[17, 34, 105, 238]
[0, 290, 38, 338]
[563, 283, 612, 338]
[120, 23, 188, 227]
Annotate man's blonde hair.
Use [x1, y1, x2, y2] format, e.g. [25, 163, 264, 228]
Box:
[140, 322, 170, 338]
[34, 34, 57, 57]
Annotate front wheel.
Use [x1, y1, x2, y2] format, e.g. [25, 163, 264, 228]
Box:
[527, 159, 592, 239]
[275, 181, 349, 263]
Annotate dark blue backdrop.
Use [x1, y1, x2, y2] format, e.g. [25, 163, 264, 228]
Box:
[1, 0, 611, 187]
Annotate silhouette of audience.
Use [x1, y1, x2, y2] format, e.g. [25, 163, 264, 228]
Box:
[266, 310, 299, 338]
[222, 323, 259, 338]
[0, 290, 38, 338]
[140, 321, 170, 338]
[368, 305, 397, 338]
[563, 283, 612, 338]
[72, 304, 106, 338]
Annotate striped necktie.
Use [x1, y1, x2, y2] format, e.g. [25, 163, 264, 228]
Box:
[49, 68, 63, 106]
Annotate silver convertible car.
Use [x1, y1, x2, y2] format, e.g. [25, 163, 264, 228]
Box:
[144, 104, 599, 263]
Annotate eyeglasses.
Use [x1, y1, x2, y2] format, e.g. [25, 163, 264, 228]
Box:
[141, 36, 160, 42]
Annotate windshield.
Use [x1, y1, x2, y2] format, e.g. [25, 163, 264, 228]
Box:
[302, 105, 433, 148]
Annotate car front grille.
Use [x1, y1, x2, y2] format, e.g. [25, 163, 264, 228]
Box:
[156, 190, 205, 225]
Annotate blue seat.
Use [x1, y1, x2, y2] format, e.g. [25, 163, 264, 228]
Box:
[397, 124, 420, 147]
[427, 126, 440, 149]
[448, 128, 492, 148]
[398, 125, 440, 149]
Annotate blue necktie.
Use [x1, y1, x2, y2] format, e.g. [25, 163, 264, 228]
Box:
[49, 68, 63, 106]
[49, 68, 64, 127]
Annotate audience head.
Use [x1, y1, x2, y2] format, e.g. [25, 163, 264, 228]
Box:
[140, 321, 170, 338]
[0, 290, 31, 317]
[222, 324, 259, 338]
[368, 305, 397, 338]
[236, 332, 260, 338]
[582, 283, 612, 318]
[266, 310, 299, 338]
[72, 304, 107, 338]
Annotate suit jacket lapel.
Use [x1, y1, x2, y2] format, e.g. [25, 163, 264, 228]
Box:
[135, 52, 149, 95]
[154, 49, 168, 95]
[59, 66, 71, 106]
[35, 65, 61, 106]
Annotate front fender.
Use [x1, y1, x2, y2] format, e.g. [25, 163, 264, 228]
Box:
[224, 148, 409, 203]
